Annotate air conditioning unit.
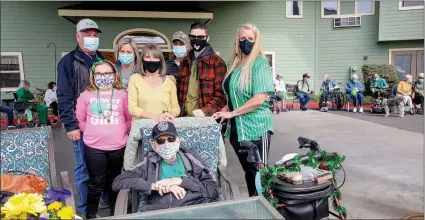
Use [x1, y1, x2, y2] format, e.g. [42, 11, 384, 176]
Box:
[334, 16, 361, 28]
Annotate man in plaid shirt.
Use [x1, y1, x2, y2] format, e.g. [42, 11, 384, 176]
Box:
[176, 22, 227, 117]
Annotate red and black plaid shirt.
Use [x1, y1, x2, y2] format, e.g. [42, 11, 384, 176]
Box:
[176, 45, 227, 116]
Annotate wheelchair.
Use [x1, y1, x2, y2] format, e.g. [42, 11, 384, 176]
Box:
[6, 92, 37, 128]
[370, 87, 391, 114]
[319, 83, 344, 111]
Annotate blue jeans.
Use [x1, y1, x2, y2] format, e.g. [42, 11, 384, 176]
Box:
[298, 92, 311, 108]
[0, 105, 14, 126]
[346, 93, 364, 107]
[72, 132, 109, 213]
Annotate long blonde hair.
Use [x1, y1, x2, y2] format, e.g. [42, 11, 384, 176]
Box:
[138, 43, 166, 76]
[115, 37, 140, 65]
[226, 23, 264, 92]
[87, 60, 122, 91]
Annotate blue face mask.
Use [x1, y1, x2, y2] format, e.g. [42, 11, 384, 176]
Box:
[419, 79, 424, 84]
[118, 53, 135, 66]
[173, 46, 186, 58]
[83, 37, 99, 52]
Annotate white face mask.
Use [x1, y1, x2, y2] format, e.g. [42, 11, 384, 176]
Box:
[154, 141, 180, 160]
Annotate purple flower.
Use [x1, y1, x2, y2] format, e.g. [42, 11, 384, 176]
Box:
[45, 187, 71, 205]
[27, 217, 35, 220]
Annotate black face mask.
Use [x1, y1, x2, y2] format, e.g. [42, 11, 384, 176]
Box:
[143, 60, 161, 73]
[239, 40, 254, 55]
[190, 39, 208, 52]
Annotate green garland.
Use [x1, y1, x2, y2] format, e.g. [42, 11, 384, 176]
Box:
[260, 151, 347, 218]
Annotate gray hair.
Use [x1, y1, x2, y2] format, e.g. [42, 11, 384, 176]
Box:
[115, 37, 140, 65]
[405, 74, 413, 80]
[352, 74, 358, 79]
[138, 43, 166, 76]
[419, 73, 424, 78]
[20, 80, 30, 87]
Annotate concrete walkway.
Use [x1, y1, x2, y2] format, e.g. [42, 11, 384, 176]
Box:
[225, 111, 423, 219]
[52, 110, 423, 219]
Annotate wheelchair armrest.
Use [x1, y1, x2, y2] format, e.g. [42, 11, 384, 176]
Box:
[114, 189, 130, 216]
[219, 165, 241, 200]
[60, 171, 76, 211]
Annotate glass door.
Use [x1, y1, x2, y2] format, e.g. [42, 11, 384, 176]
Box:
[391, 49, 424, 80]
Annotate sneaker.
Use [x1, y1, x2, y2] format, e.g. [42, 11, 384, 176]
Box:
[7, 125, 15, 130]
[353, 108, 357, 113]
[324, 107, 329, 112]
[52, 119, 58, 124]
[301, 107, 308, 111]
[359, 107, 363, 113]
[99, 199, 110, 209]
[320, 107, 325, 112]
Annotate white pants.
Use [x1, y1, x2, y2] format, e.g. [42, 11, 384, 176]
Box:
[397, 94, 413, 109]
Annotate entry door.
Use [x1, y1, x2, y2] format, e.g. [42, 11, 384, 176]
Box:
[99, 51, 173, 62]
[391, 49, 424, 80]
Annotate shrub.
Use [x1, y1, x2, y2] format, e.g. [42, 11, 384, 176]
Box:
[362, 64, 398, 95]
[364, 95, 373, 105]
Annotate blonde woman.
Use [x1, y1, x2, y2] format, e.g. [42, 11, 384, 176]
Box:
[115, 37, 140, 89]
[128, 43, 180, 122]
[212, 24, 274, 197]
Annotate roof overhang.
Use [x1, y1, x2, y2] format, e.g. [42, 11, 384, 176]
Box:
[58, 2, 213, 24]
[58, 9, 213, 20]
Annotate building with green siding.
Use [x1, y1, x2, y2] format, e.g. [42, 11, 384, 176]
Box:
[1, 1, 423, 101]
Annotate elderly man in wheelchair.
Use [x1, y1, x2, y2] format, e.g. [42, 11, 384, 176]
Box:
[113, 118, 239, 215]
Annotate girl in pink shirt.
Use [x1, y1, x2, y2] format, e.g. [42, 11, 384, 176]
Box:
[76, 60, 131, 218]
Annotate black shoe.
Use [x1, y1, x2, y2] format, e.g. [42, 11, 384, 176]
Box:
[28, 121, 35, 128]
[301, 107, 308, 111]
[53, 119, 58, 124]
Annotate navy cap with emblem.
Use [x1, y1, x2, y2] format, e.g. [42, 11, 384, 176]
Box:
[152, 121, 178, 140]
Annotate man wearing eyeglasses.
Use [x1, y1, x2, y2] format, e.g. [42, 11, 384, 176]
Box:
[56, 18, 106, 215]
[176, 22, 227, 117]
[113, 121, 219, 212]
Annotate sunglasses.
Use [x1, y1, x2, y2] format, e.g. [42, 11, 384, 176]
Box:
[189, 34, 207, 40]
[94, 72, 114, 77]
[156, 136, 176, 145]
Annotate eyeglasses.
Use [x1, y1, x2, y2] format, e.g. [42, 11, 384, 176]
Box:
[189, 34, 207, 40]
[156, 136, 176, 145]
[94, 72, 114, 77]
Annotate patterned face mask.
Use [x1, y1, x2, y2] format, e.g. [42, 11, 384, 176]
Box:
[154, 141, 180, 160]
[94, 74, 114, 89]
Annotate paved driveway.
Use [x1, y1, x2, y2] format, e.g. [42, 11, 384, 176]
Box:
[52, 110, 423, 219]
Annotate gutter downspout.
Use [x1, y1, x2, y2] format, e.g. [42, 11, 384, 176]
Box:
[205, 18, 213, 25]
[314, 1, 319, 92]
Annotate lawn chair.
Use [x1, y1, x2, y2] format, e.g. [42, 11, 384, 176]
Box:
[114, 118, 240, 215]
[0, 126, 75, 209]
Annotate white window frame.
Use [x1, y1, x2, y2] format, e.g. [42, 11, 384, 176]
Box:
[355, 0, 375, 15]
[286, 1, 303, 18]
[264, 52, 276, 80]
[1, 52, 24, 92]
[321, 1, 341, 18]
[398, 1, 424, 10]
[388, 47, 424, 64]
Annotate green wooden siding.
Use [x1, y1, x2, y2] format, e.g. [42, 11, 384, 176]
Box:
[378, 1, 424, 41]
[1, 1, 423, 101]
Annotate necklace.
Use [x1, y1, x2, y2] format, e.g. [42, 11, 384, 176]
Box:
[96, 88, 114, 123]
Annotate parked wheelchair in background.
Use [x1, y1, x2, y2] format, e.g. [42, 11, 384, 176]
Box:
[319, 82, 345, 111]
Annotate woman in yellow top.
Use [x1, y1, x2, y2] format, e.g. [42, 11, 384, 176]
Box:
[127, 43, 180, 122]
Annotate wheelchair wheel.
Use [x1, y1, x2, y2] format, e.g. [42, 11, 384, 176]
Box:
[335, 92, 344, 110]
[412, 108, 418, 114]
[16, 124, 24, 129]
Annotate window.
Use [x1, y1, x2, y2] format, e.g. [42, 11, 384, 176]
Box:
[355, 0, 375, 15]
[399, 1, 424, 10]
[286, 1, 303, 18]
[321, 1, 340, 18]
[264, 52, 276, 79]
[1, 52, 24, 92]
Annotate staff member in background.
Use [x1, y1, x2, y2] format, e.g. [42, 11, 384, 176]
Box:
[212, 23, 274, 197]
[16, 80, 49, 126]
[166, 31, 191, 83]
[176, 22, 227, 117]
[57, 18, 107, 215]
[127, 43, 180, 122]
[114, 37, 139, 90]
[44, 82, 59, 124]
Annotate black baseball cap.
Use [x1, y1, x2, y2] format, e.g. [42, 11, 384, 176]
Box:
[152, 122, 178, 140]
[303, 73, 311, 79]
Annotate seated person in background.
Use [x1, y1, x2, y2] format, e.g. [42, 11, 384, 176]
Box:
[44, 82, 59, 124]
[370, 73, 389, 98]
[345, 74, 365, 113]
[297, 73, 312, 111]
[320, 74, 336, 112]
[0, 105, 15, 129]
[413, 73, 424, 112]
[16, 80, 49, 126]
[397, 75, 414, 114]
[274, 74, 287, 111]
[112, 121, 219, 212]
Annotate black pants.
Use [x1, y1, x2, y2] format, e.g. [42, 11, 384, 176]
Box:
[373, 90, 390, 99]
[84, 146, 125, 218]
[230, 129, 272, 197]
[49, 101, 58, 116]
